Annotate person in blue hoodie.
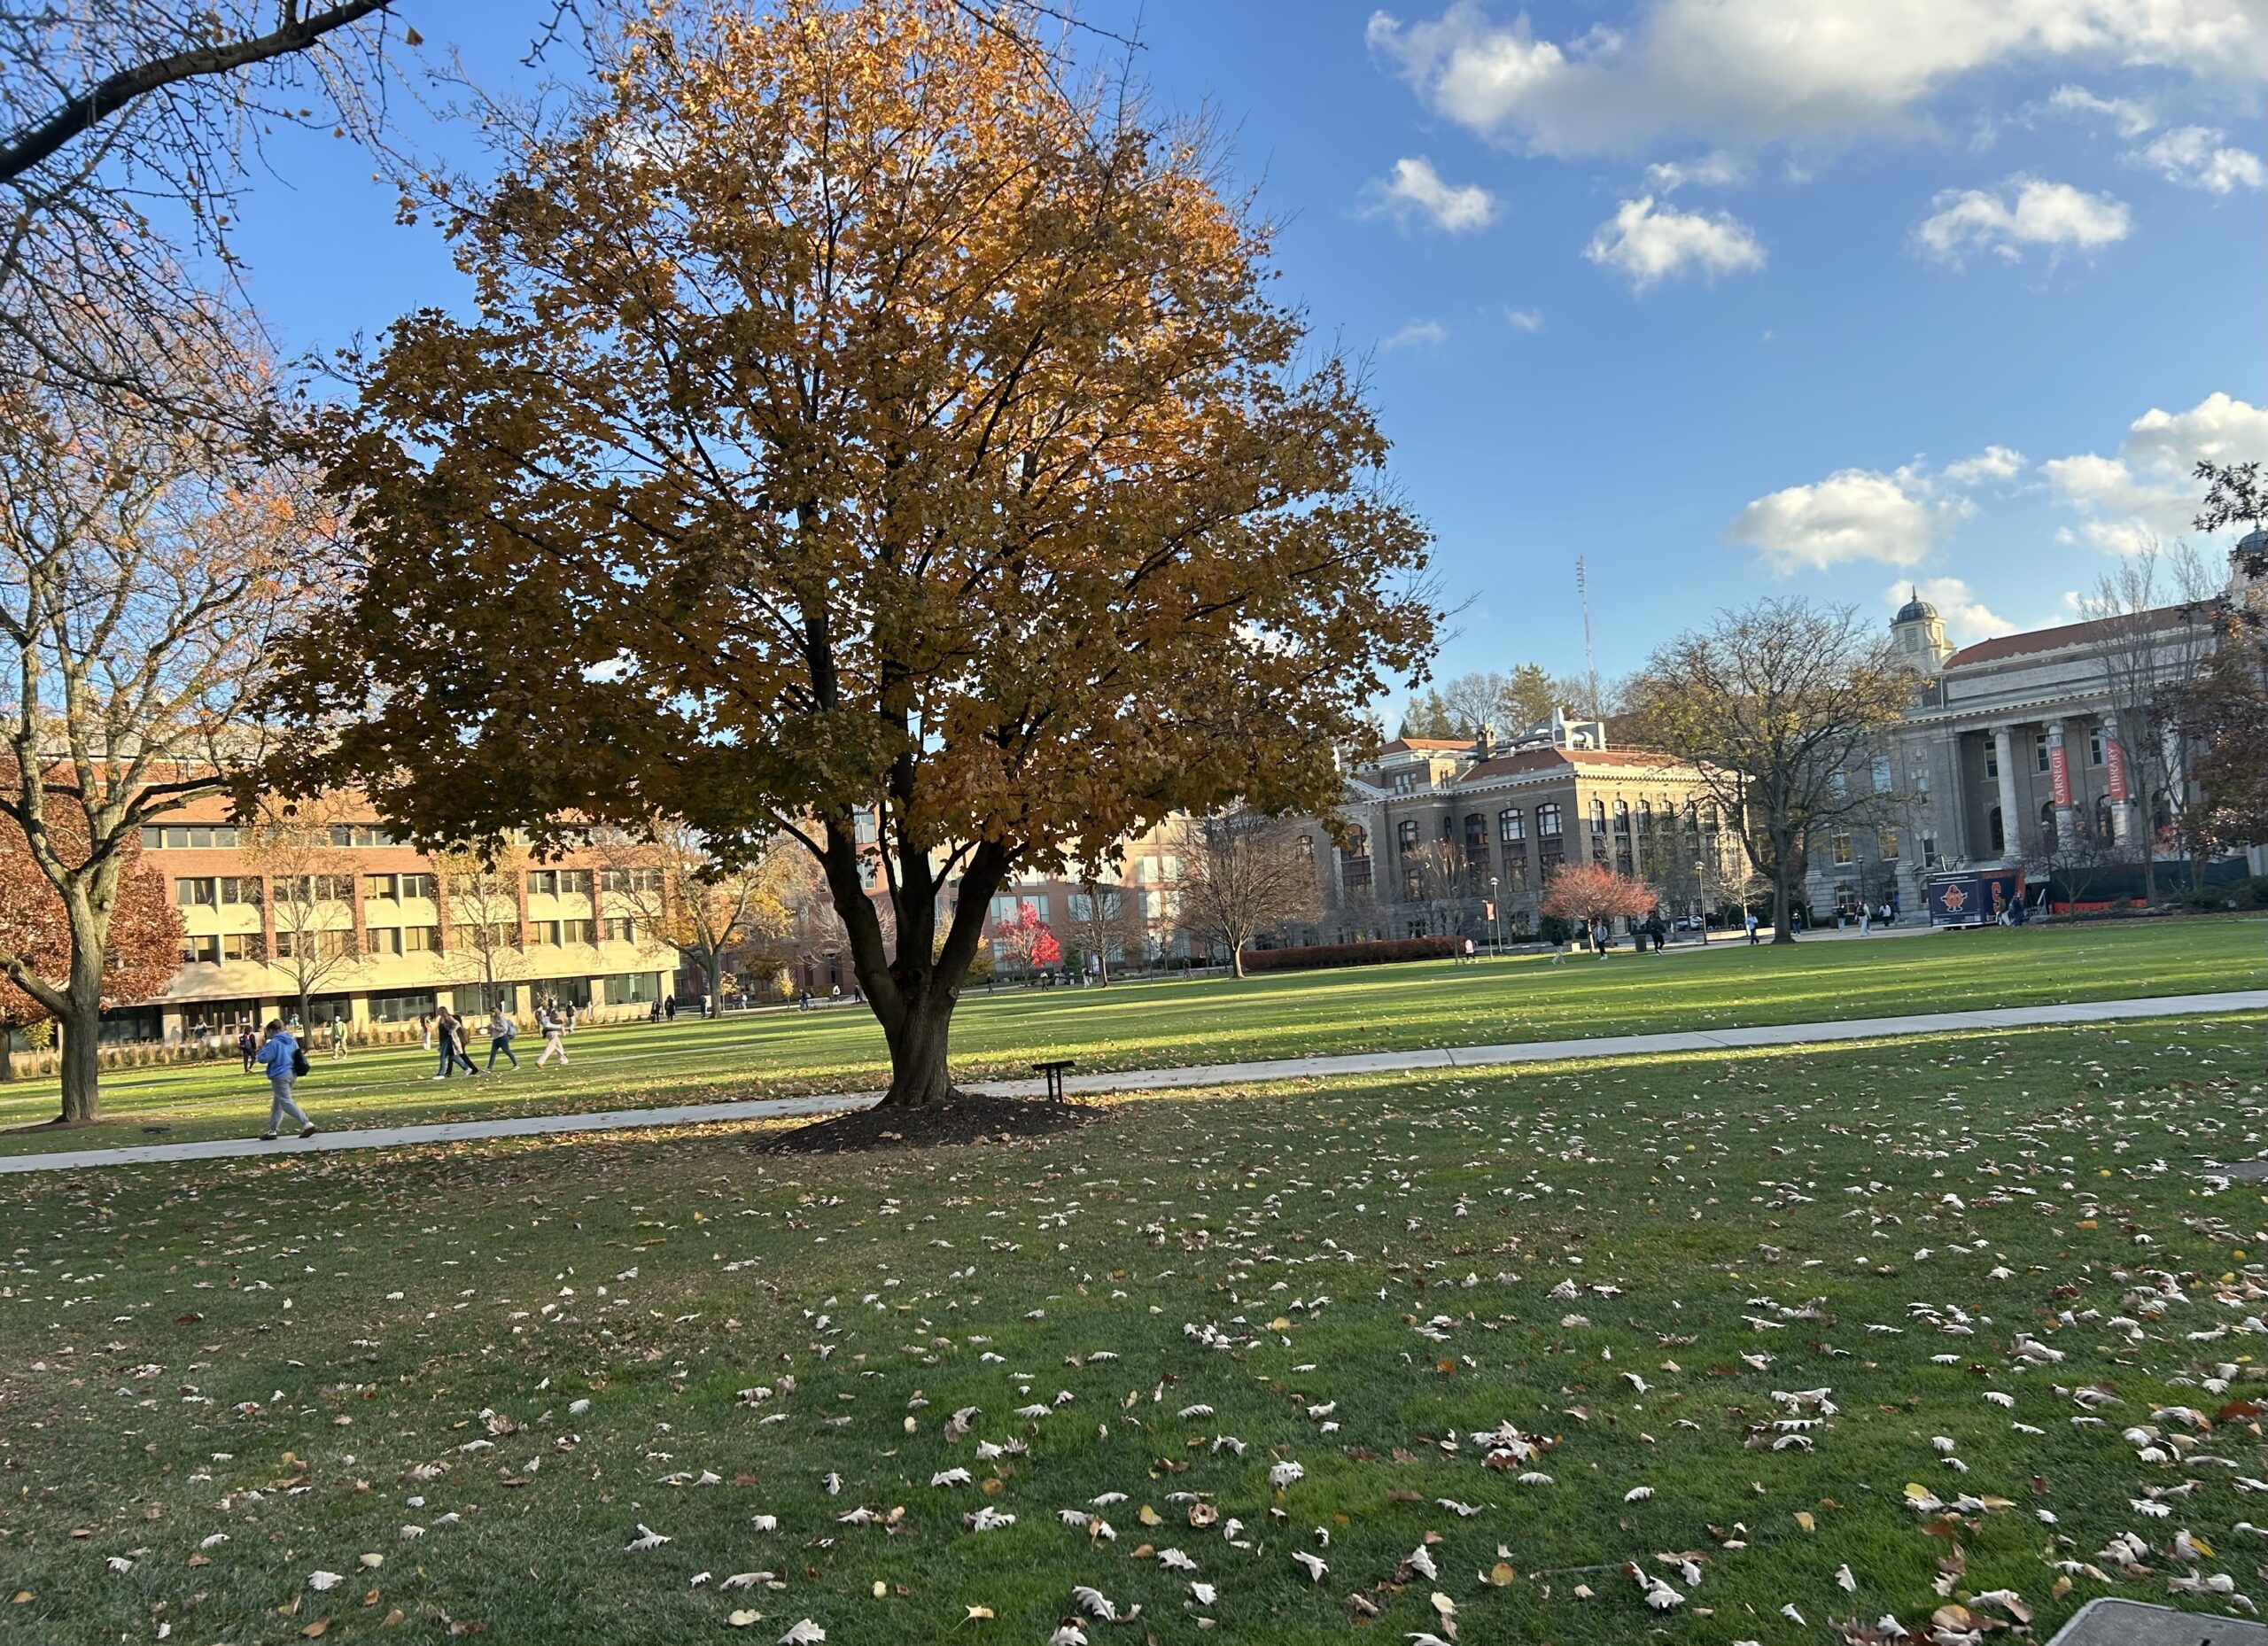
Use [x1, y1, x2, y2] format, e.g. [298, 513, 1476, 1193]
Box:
[252, 1019, 316, 1141]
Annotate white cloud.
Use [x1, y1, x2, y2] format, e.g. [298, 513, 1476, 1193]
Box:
[1370, 156, 1499, 231]
[1381, 317, 1449, 350]
[1503, 307, 1544, 331]
[1913, 174, 2131, 265]
[1943, 445, 2028, 485]
[1885, 577, 2014, 644]
[2046, 82, 2155, 136]
[1643, 150, 1745, 190]
[1365, 0, 2264, 156]
[1583, 196, 1765, 291]
[2131, 125, 2266, 191]
[2041, 391, 2268, 550]
[1730, 465, 1961, 571]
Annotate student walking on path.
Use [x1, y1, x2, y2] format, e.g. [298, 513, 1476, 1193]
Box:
[329, 1016, 348, 1060]
[431, 1009, 479, 1080]
[536, 1005, 569, 1068]
[252, 1019, 315, 1141]
[237, 1027, 258, 1073]
[1744, 912, 1760, 944]
[487, 1006, 519, 1071]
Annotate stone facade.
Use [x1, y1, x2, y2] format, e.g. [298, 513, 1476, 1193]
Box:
[1805, 560, 2265, 917]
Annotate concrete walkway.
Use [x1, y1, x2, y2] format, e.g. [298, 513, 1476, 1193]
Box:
[3, 989, 2256, 1176]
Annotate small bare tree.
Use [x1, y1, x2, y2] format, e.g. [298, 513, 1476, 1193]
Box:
[240, 803, 364, 1030]
[2079, 537, 2221, 902]
[1068, 875, 1131, 984]
[433, 846, 527, 1013]
[1175, 814, 1321, 978]
[592, 822, 789, 1012]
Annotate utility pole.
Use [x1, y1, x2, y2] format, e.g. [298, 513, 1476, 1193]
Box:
[1576, 555, 1601, 725]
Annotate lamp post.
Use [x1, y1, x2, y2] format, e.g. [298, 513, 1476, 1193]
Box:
[1487, 875, 1501, 957]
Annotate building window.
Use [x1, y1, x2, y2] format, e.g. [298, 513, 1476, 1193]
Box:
[175, 876, 217, 907]
[219, 875, 260, 905]
[1402, 866, 1424, 902]
[1984, 742, 1999, 779]
[1830, 771, 1849, 801]
[178, 934, 220, 964]
[2035, 733, 2052, 773]
[328, 823, 397, 847]
[220, 933, 253, 962]
[1877, 827, 1900, 860]
[1921, 833, 1939, 867]
[1498, 808, 1525, 843]
[368, 927, 405, 956]
[2039, 799, 2056, 847]
[364, 873, 399, 901]
[2087, 726, 2105, 766]
[1612, 799, 1630, 833]
[1988, 806, 2004, 853]
[1396, 819, 1421, 853]
[1588, 799, 1607, 830]
[1536, 804, 1562, 837]
[529, 920, 562, 946]
[527, 869, 559, 897]
[399, 873, 437, 902]
[2094, 794, 2113, 837]
[601, 917, 639, 943]
[1831, 832, 1853, 865]
[403, 925, 440, 952]
[562, 919, 596, 944]
[1870, 755, 1892, 794]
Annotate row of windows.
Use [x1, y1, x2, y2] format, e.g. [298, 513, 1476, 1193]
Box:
[144, 822, 407, 850]
[1983, 727, 2112, 780]
[176, 918, 638, 967]
[1395, 798, 1728, 858]
[177, 869, 646, 906]
[1829, 827, 1902, 865]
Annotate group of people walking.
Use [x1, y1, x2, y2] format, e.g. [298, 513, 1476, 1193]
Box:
[421, 1003, 572, 1078]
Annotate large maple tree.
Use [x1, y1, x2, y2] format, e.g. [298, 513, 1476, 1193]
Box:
[277, 0, 1436, 1106]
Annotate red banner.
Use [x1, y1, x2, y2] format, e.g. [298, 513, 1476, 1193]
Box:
[2048, 740, 2073, 807]
[2104, 737, 2130, 801]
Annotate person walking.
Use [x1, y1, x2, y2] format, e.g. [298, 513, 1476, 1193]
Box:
[1744, 911, 1760, 945]
[418, 1012, 434, 1052]
[1590, 919, 1607, 957]
[328, 1015, 348, 1060]
[237, 1026, 258, 1073]
[487, 1005, 519, 1071]
[252, 1019, 315, 1141]
[564, 1002, 579, 1035]
[536, 1004, 569, 1068]
[1859, 905, 1872, 936]
[431, 1008, 479, 1080]
[663, 993, 678, 1022]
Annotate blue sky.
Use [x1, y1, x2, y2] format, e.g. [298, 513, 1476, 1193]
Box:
[228, 2, 2266, 702]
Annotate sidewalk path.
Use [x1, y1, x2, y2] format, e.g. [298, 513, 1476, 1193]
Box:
[4, 990, 2256, 1176]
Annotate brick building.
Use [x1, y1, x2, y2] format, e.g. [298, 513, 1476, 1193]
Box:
[127, 792, 682, 1046]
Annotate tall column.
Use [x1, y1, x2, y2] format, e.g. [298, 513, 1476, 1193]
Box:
[1992, 725, 2021, 861]
[2101, 710, 2134, 843]
[2049, 719, 2078, 841]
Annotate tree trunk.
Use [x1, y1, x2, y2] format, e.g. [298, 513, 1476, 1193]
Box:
[57, 993, 103, 1123]
[1771, 844, 1798, 944]
[0, 1032, 12, 1081]
[880, 990, 957, 1106]
[1230, 939, 1247, 979]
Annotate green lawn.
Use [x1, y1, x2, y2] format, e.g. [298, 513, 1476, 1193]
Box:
[2, 917, 2261, 1155]
[1, 1013, 2263, 1644]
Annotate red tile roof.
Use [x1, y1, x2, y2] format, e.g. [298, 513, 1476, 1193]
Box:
[1459, 747, 1688, 781]
[1942, 603, 2202, 669]
[1377, 737, 1476, 754]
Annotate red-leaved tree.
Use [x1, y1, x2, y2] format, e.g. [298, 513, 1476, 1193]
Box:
[990, 905, 1057, 980]
[0, 804, 182, 1084]
[1540, 863, 1658, 943]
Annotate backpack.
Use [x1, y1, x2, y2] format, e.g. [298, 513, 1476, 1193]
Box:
[290, 1042, 309, 1077]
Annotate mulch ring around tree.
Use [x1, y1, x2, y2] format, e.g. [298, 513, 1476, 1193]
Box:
[757, 1088, 1097, 1153]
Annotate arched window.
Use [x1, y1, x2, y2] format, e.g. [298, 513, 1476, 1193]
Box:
[1536, 804, 1562, 836]
[1589, 798, 1607, 829]
[1498, 808, 1526, 842]
[1397, 818, 1420, 852]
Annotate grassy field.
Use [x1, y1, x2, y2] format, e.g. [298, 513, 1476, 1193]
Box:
[1, 917, 2260, 1155]
[0, 1011, 2263, 1643]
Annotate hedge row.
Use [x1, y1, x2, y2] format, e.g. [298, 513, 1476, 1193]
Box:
[1240, 936, 1460, 973]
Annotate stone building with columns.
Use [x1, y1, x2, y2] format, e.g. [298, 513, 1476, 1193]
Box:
[1805, 572, 2253, 918]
